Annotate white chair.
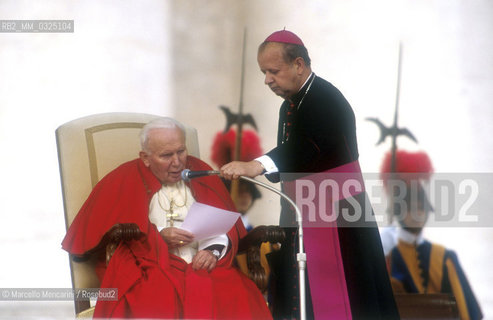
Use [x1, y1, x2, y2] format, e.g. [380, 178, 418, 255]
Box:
[56, 112, 283, 318]
[56, 112, 199, 317]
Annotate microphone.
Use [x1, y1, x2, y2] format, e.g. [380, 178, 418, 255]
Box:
[181, 169, 220, 182]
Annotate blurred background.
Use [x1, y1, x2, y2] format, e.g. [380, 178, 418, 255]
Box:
[0, 0, 491, 318]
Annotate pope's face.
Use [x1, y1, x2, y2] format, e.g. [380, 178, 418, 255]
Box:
[257, 42, 304, 99]
[140, 127, 188, 184]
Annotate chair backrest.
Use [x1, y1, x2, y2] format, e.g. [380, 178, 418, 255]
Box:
[56, 112, 200, 314]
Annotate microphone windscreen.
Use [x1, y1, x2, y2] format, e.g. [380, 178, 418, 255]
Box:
[181, 169, 191, 181]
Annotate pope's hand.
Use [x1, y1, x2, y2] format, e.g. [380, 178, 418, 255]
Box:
[220, 160, 264, 180]
[192, 250, 218, 272]
[160, 227, 194, 248]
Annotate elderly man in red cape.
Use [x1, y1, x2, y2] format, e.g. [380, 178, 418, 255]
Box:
[61, 117, 272, 319]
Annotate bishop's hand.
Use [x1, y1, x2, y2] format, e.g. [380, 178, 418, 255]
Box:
[220, 160, 264, 180]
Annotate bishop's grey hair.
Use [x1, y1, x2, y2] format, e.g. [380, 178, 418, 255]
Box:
[258, 42, 311, 67]
[140, 117, 186, 152]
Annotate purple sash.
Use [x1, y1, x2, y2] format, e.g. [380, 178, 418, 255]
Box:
[283, 161, 365, 319]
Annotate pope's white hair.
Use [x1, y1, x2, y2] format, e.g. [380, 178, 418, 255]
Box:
[140, 117, 186, 152]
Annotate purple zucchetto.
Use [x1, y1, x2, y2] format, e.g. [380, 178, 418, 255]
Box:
[264, 29, 304, 46]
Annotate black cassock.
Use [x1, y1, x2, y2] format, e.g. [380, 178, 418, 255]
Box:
[265, 74, 399, 320]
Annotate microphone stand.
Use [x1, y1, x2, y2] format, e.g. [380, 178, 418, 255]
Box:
[182, 170, 307, 320]
[239, 176, 307, 320]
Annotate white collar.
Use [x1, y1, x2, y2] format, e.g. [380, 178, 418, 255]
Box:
[397, 228, 425, 245]
[297, 72, 314, 93]
[241, 215, 250, 227]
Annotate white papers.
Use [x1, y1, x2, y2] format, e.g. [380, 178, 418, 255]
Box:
[179, 202, 241, 241]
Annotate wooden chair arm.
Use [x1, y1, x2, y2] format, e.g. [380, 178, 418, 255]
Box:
[238, 225, 285, 253]
[103, 223, 144, 265]
[70, 223, 144, 264]
[238, 225, 285, 292]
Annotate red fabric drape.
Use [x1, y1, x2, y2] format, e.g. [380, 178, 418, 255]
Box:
[62, 156, 271, 319]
